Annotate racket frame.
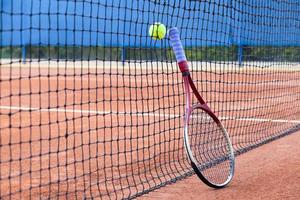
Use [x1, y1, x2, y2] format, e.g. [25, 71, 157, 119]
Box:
[180, 60, 235, 188]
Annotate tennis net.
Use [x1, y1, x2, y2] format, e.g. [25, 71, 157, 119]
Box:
[1, 0, 300, 199]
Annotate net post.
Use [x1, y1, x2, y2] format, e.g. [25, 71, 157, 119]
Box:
[121, 46, 126, 66]
[22, 45, 27, 64]
[238, 45, 243, 67]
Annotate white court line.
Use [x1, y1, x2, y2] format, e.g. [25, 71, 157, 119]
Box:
[0, 105, 300, 124]
[2, 75, 300, 87]
[0, 75, 182, 84]
[0, 105, 174, 118]
[220, 116, 300, 124]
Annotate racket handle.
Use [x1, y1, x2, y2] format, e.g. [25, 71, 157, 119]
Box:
[168, 27, 189, 73]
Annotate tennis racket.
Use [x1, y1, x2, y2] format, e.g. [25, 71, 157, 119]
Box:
[169, 27, 235, 188]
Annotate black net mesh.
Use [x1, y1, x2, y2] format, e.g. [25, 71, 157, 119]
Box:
[1, 0, 300, 199]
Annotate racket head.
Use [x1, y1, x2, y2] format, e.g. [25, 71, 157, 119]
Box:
[184, 104, 235, 188]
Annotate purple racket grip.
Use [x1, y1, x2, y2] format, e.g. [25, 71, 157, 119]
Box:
[169, 27, 187, 63]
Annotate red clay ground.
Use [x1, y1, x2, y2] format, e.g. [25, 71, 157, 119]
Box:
[142, 131, 300, 200]
[1, 63, 300, 199]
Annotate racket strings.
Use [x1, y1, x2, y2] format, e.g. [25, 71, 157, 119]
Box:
[188, 107, 233, 185]
[190, 116, 228, 158]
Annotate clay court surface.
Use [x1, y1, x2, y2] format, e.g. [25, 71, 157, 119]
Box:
[1, 61, 300, 199]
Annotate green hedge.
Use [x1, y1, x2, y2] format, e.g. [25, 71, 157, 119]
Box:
[1, 46, 299, 62]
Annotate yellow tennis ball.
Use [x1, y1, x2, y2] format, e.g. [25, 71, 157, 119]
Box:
[149, 22, 166, 40]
